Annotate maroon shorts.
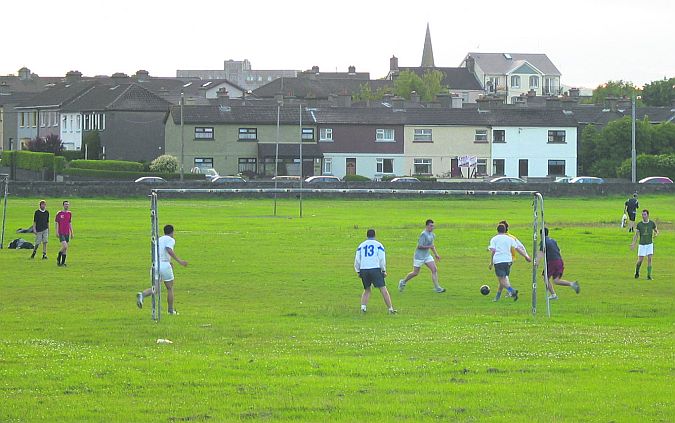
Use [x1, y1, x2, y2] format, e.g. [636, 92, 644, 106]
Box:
[545, 259, 564, 279]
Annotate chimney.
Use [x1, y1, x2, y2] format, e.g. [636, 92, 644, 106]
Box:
[465, 56, 475, 74]
[216, 88, 230, 105]
[390, 56, 399, 71]
[348, 65, 356, 75]
[527, 89, 536, 97]
[111, 72, 129, 81]
[18, 67, 31, 81]
[312, 65, 319, 74]
[617, 98, 631, 111]
[569, 87, 580, 98]
[545, 97, 562, 109]
[135, 70, 150, 81]
[450, 93, 463, 109]
[436, 93, 452, 108]
[338, 92, 352, 107]
[605, 96, 619, 112]
[0, 82, 11, 95]
[410, 91, 420, 103]
[392, 96, 405, 109]
[65, 70, 83, 82]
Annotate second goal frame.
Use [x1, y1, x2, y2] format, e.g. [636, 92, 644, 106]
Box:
[148, 188, 549, 321]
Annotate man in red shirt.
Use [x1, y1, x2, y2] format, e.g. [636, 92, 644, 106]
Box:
[55, 200, 73, 267]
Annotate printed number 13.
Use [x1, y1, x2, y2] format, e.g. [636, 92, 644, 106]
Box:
[364, 245, 375, 257]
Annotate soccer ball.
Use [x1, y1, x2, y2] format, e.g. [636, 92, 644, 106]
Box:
[480, 285, 490, 295]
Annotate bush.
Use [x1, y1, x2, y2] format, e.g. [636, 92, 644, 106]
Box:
[617, 154, 675, 180]
[2, 151, 60, 171]
[26, 134, 64, 154]
[61, 150, 84, 161]
[83, 131, 101, 160]
[70, 160, 144, 172]
[61, 168, 204, 180]
[343, 174, 371, 182]
[149, 155, 179, 173]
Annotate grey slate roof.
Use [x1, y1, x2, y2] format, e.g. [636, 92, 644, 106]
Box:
[481, 109, 578, 127]
[466, 52, 561, 76]
[169, 104, 315, 125]
[396, 67, 483, 91]
[61, 83, 171, 112]
[0, 75, 64, 93]
[253, 77, 393, 99]
[14, 81, 97, 109]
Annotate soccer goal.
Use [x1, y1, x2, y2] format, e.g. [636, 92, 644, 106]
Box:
[0, 174, 8, 249]
[147, 188, 549, 321]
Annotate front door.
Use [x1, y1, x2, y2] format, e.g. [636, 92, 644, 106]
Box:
[519, 159, 528, 178]
[451, 158, 461, 177]
[346, 158, 356, 176]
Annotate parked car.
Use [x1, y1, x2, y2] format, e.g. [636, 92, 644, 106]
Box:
[554, 177, 572, 183]
[489, 176, 526, 184]
[569, 176, 605, 184]
[211, 176, 247, 184]
[390, 177, 421, 183]
[203, 168, 220, 181]
[638, 176, 673, 184]
[134, 176, 167, 184]
[272, 176, 301, 182]
[304, 176, 341, 183]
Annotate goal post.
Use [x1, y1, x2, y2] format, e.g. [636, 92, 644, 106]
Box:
[0, 174, 8, 249]
[148, 187, 549, 321]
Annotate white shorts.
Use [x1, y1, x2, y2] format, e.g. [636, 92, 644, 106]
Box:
[413, 256, 435, 268]
[159, 262, 174, 282]
[637, 244, 654, 257]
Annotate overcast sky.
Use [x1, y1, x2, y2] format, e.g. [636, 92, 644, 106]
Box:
[3, 0, 673, 89]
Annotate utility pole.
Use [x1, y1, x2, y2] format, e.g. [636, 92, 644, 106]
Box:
[631, 95, 636, 183]
[180, 91, 185, 182]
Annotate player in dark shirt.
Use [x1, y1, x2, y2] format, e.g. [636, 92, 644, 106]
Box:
[624, 192, 639, 232]
[536, 228, 580, 300]
[31, 200, 50, 259]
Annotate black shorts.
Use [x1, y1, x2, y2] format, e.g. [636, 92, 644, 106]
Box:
[627, 211, 637, 221]
[360, 268, 386, 289]
[59, 234, 70, 242]
[494, 262, 512, 277]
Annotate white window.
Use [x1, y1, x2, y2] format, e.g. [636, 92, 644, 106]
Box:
[40, 112, 46, 127]
[194, 158, 213, 172]
[63, 115, 68, 131]
[238, 128, 257, 140]
[413, 158, 432, 175]
[323, 158, 332, 174]
[376, 158, 394, 174]
[413, 129, 432, 142]
[511, 75, 520, 88]
[476, 158, 488, 176]
[548, 130, 566, 143]
[493, 130, 505, 143]
[530, 76, 539, 88]
[474, 130, 488, 142]
[238, 158, 257, 173]
[319, 128, 333, 141]
[76, 115, 81, 131]
[301, 128, 314, 141]
[376, 128, 395, 142]
[195, 127, 214, 140]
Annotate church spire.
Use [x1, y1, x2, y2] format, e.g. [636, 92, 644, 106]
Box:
[421, 23, 435, 67]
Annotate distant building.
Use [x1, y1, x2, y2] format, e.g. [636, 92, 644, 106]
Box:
[177, 59, 298, 91]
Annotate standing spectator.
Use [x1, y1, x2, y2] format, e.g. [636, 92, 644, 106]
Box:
[631, 209, 658, 280]
[31, 200, 49, 260]
[624, 193, 639, 232]
[55, 200, 73, 267]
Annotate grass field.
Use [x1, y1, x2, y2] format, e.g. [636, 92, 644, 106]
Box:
[0, 195, 673, 422]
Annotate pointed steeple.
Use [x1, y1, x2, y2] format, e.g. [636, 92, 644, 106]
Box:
[421, 23, 435, 68]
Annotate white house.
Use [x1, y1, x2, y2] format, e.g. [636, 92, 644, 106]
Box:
[60, 112, 82, 150]
[487, 110, 577, 178]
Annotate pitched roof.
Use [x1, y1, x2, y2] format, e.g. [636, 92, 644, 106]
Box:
[466, 52, 561, 76]
[60, 83, 171, 112]
[0, 75, 64, 93]
[396, 67, 483, 91]
[14, 81, 97, 109]
[168, 104, 315, 125]
[481, 109, 578, 127]
[253, 77, 393, 99]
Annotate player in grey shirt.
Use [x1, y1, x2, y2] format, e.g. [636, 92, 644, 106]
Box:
[399, 219, 445, 293]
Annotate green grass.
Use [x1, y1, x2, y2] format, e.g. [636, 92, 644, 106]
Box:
[1, 195, 673, 422]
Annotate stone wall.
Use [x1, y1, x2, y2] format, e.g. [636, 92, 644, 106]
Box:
[4, 180, 673, 198]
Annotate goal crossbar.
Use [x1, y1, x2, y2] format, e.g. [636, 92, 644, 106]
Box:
[148, 188, 548, 321]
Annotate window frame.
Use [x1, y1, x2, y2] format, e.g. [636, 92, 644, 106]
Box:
[375, 128, 395, 142]
[413, 128, 433, 142]
[194, 126, 215, 140]
[376, 158, 394, 174]
[492, 159, 505, 176]
[529, 75, 539, 88]
[476, 158, 488, 176]
[510, 75, 520, 88]
[547, 130, 566, 144]
[474, 129, 488, 143]
[323, 157, 333, 174]
[238, 157, 257, 173]
[319, 127, 333, 142]
[194, 157, 214, 172]
[547, 160, 566, 176]
[301, 127, 315, 142]
[238, 127, 258, 141]
[493, 130, 506, 143]
[413, 158, 432, 175]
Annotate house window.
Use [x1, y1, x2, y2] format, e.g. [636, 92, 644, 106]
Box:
[323, 158, 332, 174]
[53, 112, 58, 127]
[487, 77, 499, 92]
[511, 75, 520, 88]
[376, 158, 394, 174]
[20, 112, 26, 127]
[548, 160, 566, 176]
[476, 158, 488, 176]
[31, 111, 37, 127]
[63, 115, 68, 131]
[413, 158, 432, 175]
[319, 128, 333, 141]
[238, 158, 257, 173]
[40, 112, 46, 127]
[301, 128, 314, 141]
[474, 129, 488, 142]
[238, 128, 257, 140]
[195, 127, 214, 140]
[194, 157, 213, 172]
[548, 130, 566, 143]
[413, 129, 433, 142]
[493, 159, 505, 176]
[493, 130, 506, 143]
[376, 128, 395, 142]
[529, 76, 539, 88]
[76, 115, 81, 131]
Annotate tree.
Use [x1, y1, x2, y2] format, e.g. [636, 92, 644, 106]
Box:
[26, 134, 63, 154]
[352, 83, 393, 102]
[149, 155, 179, 173]
[393, 70, 447, 102]
[591, 80, 641, 105]
[641, 77, 675, 106]
[83, 131, 101, 160]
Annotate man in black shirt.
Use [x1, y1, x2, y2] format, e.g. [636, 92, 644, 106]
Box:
[624, 192, 639, 232]
[31, 200, 50, 259]
[536, 228, 580, 300]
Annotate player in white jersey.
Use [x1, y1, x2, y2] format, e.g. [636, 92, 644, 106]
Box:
[354, 229, 396, 314]
[136, 224, 188, 315]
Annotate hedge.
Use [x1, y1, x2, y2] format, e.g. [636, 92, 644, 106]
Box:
[617, 154, 675, 180]
[0, 150, 64, 172]
[69, 160, 144, 172]
[61, 150, 85, 161]
[343, 174, 371, 182]
[61, 168, 204, 180]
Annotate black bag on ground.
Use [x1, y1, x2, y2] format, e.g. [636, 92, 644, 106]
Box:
[8, 238, 34, 249]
